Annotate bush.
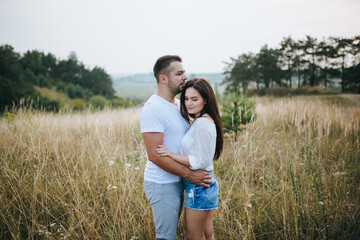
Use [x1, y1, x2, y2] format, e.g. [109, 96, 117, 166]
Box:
[66, 83, 85, 99]
[56, 81, 66, 92]
[38, 74, 51, 88]
[89, 95, 107, 109]
[221, 93, 257, 137]
[72, 99, 87, 111]
[38, 97, 59, 111]
[110, 97, 132, 108]
[258, 88, 266, 96]
[249, 86, 337, 97]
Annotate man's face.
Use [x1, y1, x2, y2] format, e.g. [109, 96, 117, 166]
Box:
[166, 61, 187, 95]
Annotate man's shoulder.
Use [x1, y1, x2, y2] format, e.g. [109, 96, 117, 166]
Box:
[142, 95, 165, 113]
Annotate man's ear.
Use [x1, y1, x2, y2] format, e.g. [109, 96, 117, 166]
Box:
[159, 74, 168, 85]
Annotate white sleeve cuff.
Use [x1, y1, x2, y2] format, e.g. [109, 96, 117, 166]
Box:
[188, 155, 200, 170]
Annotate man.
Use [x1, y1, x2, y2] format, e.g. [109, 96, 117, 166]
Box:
[140, 55, 212, 240]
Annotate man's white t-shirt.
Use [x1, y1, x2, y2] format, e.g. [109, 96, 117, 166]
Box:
[140, 94, 189, 183]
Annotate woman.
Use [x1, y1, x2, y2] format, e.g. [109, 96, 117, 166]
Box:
[156, 78, 223, 240]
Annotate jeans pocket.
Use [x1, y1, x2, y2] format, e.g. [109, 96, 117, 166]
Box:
[205, 182, 218, 206]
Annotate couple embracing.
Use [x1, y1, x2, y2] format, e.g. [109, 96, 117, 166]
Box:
[140, 55, 224, 240]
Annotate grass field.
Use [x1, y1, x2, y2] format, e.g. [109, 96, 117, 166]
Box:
[0, 95, 359, 239]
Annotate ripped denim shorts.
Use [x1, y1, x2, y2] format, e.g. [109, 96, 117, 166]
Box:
[183, 171, 219, 210]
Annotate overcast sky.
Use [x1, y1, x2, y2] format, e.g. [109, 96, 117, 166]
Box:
[1, 0, 359, 75]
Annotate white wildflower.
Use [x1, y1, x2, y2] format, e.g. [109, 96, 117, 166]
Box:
[109, 160, 115, 166]
[107, 185, 117, 190]
[245, 203, 252, 208]
[126, 163, 132, 167]
[135, 167, 139, 170]
[333, 172, 346, 176]
[319, 201, 324, 205]
[50, 223, 56, 227]
[242, 145, 246, 148]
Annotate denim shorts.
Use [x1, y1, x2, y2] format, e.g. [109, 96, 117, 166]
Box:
[143, 180, 184, 240]
[183, 171, 219, 210]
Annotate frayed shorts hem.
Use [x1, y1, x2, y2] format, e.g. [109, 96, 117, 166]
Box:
[184, 206, 218, 211]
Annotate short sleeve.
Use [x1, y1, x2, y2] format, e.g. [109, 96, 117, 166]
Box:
[140, 105, 166, 133]
[187, 124, 216, 170]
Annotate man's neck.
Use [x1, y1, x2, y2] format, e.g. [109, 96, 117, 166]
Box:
[156, 89, 176, 105]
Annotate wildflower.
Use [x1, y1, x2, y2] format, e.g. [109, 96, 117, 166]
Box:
[244, 203, 252, 214]
[135, 167, 139, 170]
[333, 172, 346, 176]
[319, 201, 324, 205]
[109, 160, 115, 166]
[126, 163, 132, 167]
[299, 163, 304, 166]
[107, 185, 118, 190]
[50, 223, 56, 227]
[242, 145, 246, 148]
[259, 176, 264, 180]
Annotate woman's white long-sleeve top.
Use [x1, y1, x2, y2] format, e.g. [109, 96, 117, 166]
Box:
[180, 117, 217, 171]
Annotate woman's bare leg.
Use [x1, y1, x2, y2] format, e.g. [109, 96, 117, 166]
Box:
[185, 208, 214, 240]
[204, 210, 214, 240]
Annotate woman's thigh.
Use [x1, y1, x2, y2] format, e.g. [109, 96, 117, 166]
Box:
[185, 208, 213, 240]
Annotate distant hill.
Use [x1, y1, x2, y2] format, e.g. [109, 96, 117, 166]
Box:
[112, 72, 225, 84]
[112, 72, 227, 102]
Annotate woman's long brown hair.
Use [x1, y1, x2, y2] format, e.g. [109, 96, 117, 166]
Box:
[180, 78, 224, 160]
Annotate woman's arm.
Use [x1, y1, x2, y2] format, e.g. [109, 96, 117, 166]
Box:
[156, 145, 190, 167]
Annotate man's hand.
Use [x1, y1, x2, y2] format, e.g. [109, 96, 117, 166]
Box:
[186, 169, 213, 188]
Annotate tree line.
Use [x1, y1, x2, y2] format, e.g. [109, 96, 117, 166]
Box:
[222, 35, 360, 94]
[0, 44, 118, 112]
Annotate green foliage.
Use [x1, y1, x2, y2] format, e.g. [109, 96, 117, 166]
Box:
[72, 99, 87, 110]
[221, 93, 257, 137]
[0, 44, 117, 112]
[37, 96, 60, 111]
[55, 81, 66, 92]
[66, 83, 85, 99]
[89, 95, 107, 109]
[258, 88, 266, 96]
[248, 86, 337, 97]
[223, 35, 360, 94]
[110, 97, 132, 108]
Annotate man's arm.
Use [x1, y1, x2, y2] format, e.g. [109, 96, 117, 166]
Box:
[142, 132, 212, 187]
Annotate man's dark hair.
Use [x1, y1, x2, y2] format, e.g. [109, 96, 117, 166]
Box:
[153, 55, 182, 83]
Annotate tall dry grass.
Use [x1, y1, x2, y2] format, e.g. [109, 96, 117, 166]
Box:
[1, 96, 359, 239]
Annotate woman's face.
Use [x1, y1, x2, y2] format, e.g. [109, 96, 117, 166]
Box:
[184, 87, 205, 118]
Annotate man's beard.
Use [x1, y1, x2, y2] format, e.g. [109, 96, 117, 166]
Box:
[169, 82, 183, 96]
